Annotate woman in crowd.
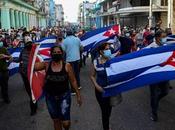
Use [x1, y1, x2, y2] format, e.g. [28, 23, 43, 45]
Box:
[90, 42, 121, 130]
[34, 46, 82, 130]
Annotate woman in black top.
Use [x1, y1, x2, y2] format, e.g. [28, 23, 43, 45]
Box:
[35, 46, 82, 130]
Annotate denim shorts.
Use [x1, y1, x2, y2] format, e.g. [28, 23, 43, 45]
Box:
[45, 91, 71, 120]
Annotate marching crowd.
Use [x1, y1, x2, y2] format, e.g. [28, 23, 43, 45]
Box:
[0, 22, 174, 130]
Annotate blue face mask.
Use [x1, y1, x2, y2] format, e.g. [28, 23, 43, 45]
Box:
[161, 38, 167, 44]
[0, 42, 3, 48]
[103, 49, 112, 58]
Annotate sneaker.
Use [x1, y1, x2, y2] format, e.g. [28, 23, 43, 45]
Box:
[78, 86, 82, 90]
[150, 113, 158, 122]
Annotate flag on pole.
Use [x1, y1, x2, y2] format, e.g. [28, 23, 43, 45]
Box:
[8, 36, 56, 76]
[103, 44, 175, 97]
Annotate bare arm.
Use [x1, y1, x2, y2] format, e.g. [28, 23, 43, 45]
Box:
[34, 62, 48, 71]
[66, 63, 82, 106]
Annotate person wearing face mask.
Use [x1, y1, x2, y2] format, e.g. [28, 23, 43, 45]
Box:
[0, 41, 12, 104]
[17, 36, 38, 116]
[145, 30, 170, 121]
[34, 46, 82, 130]
[90, 43, 122, 130]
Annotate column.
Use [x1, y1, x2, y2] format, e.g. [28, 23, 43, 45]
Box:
[10, 9, 15, 28]
[15, 10, 19, 28]
[22, 12, 25, 27]
[19, 11, 23, 27]
[1, 7, 10, 29]
[168, 0, 173, 28]
[26, 13, 29, 30]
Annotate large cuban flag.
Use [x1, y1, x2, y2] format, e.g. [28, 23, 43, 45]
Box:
[8, 36, 56, 102]
[103, 44, 175, 97]
[80, 25, 120, 52]
[27, 36, 56, 102]
[8, 36, 56, 76]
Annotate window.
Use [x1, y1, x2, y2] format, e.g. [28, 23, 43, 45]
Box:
[161, 0, 168, 6]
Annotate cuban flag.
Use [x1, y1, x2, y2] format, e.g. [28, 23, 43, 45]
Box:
[27, 36, 56, 102]
[8, 47, 22, 76]
[36, 36, 56, 61]
[80, 25, 120, 52]
[8, 36, 56, 76]
[103, 44, 175, 97]
[166, 35, 175, 44]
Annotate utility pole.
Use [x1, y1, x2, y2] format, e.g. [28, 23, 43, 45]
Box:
[167, 0, 173, 29]
[149, 0, 153, 27]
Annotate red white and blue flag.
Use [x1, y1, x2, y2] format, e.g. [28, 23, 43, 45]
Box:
[27, 36, 56, 102]
[80, 25, 120, 52]
[104, 44, 175, 97]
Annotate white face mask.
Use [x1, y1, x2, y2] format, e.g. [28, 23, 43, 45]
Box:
[125, 33, 130, 37]
[24, 36, 32, 43]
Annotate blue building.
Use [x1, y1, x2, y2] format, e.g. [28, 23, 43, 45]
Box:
[49, 0, 56, 27]
[94, 2, 101, 28]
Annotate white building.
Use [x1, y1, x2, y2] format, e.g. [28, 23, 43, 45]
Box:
[78, 1, 95, 28]
[55, 4, 64, 26]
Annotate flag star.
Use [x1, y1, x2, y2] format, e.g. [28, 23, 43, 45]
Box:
[109, 28, 115, 35]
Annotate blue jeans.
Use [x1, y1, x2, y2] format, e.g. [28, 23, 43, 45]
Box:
[45, 91, 71, 120]
[69, 60, 80, 87]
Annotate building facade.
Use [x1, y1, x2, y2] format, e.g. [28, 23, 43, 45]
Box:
[98, 0, 168, 29]
[0, 0, 47, 30]
[55, 4, 64, 26]
[172, 0, 175, 33]
[78, 1, 95, 29]
[49, 0, 56, 27]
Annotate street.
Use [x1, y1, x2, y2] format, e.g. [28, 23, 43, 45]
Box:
[1, 59, 175, 130]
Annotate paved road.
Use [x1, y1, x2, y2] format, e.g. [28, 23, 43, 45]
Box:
[1, 59, 175, 130]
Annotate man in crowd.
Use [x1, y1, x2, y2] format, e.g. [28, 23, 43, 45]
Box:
[0, 41, 12, 104]
[146, 30, 169, 121]
[62, 30, 82, 95]
[18, 32, 37, 115]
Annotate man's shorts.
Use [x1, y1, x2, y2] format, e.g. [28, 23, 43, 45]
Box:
[45, 91, 71, 120]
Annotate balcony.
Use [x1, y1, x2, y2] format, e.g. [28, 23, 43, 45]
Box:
[118, 5, 168, 14]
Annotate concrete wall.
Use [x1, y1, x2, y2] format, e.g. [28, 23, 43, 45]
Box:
[160, 12, 168, 29]
[173, 1, 175, 33]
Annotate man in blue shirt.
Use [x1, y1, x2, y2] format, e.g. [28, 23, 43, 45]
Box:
[62, 30, 82, 94]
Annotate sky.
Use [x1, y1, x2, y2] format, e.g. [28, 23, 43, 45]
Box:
[55, 0, 96, 23]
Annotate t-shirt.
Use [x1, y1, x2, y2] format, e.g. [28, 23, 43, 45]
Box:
[0, 47, 9, 72]
[62, 36, 81, 62]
